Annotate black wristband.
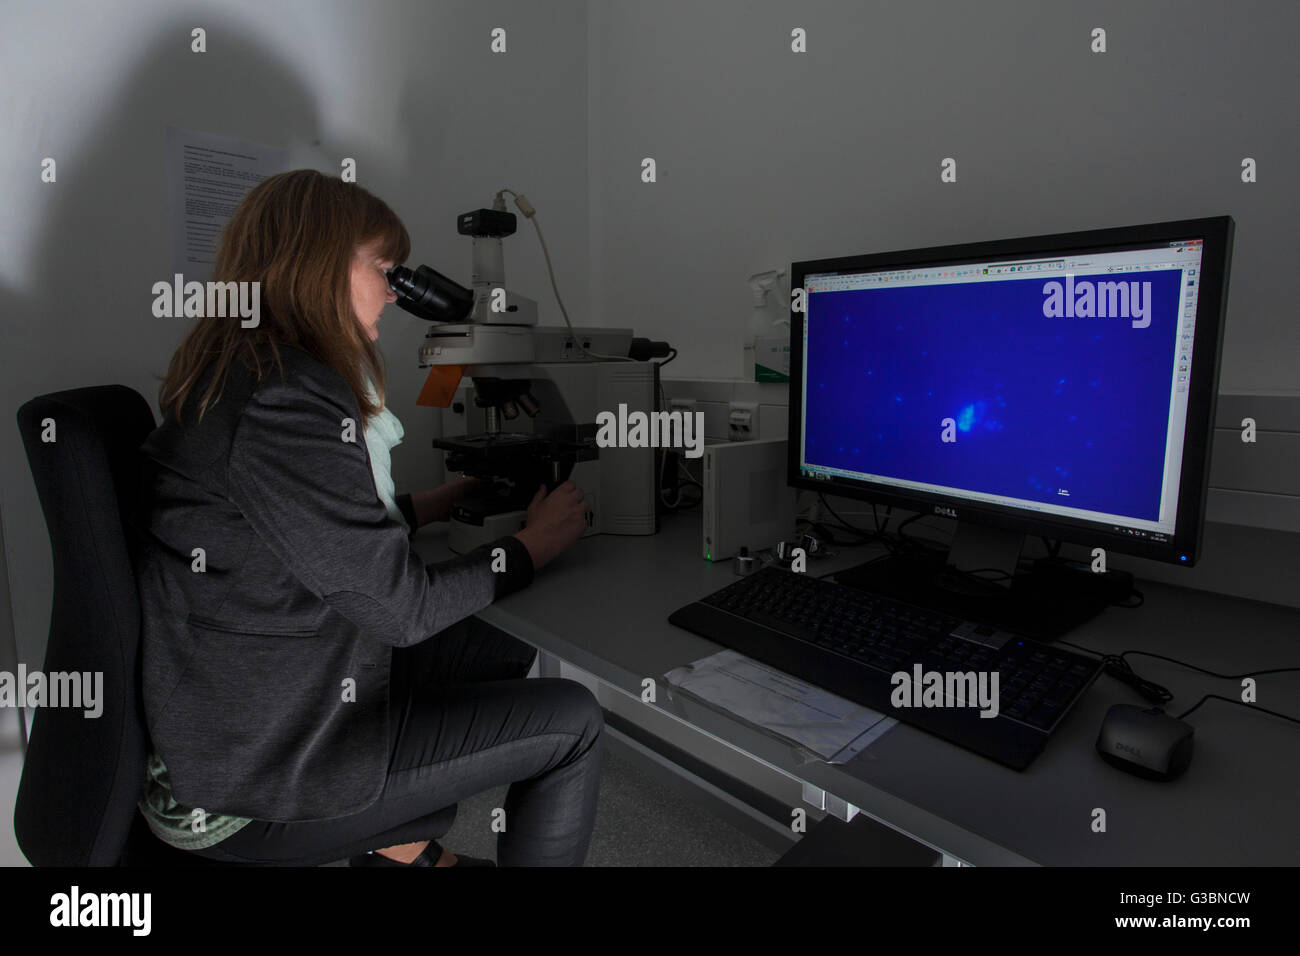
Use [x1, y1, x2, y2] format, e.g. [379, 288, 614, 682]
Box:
[476, 534, 535, 599]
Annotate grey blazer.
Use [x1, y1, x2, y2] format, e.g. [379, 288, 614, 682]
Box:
[135, 345, 533, 821]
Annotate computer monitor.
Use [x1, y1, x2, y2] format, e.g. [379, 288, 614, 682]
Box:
[788, 216, 1234, 639]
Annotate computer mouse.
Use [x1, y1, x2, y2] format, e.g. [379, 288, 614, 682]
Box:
[1095, 704, 1194, 781]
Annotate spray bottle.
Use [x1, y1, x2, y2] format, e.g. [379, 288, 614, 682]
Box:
[743, 269, 788, 382]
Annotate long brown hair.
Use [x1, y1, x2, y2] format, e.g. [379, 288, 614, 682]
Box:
[159, 169, 410, 423]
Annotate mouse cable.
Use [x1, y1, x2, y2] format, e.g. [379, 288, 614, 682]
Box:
[1057, 640, 1300, 707]
[1054, 641, 1172, 704]
[1119, 650, 1300, 717]
[1173, 693, 1300, 726]
[1101, 654, 1174, 705]
[1116, 651, 1300, 682]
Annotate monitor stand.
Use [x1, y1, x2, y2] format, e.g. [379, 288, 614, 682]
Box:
[830, 520, 1112, 642]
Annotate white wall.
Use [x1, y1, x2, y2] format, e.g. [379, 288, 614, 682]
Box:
[588, 0, 1300, 390]
[1, 0, 588, 666]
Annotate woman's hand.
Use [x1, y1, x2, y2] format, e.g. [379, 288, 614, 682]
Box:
[513, 481, 589, 571]
[409, 476, 479, 527]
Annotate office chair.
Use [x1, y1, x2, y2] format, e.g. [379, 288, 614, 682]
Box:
[14, 384, 456, 866]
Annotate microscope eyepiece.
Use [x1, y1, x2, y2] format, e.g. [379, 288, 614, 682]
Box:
[386, 264, 475, 323]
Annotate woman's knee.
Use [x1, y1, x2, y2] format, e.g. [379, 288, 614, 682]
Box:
[546, 678, 604, 746]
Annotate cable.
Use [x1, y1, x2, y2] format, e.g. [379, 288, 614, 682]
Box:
[1056, 639, 1300, 718]
[654, 371, 703, 509]
[813, 496, 967, 575]
[1115, 651, 1300, 682]
[796, 518, 878, 548]
[895, 511, 948, 556]
[817, 493, 879, 539]
[874, 502, 889, 534]
[499, 189, 634, 364]
[1020, 645, 1168, 703]
[1099, 655, 1174, 705]
[1055, 638, 1105, 658]
[819, 502, 1049, 599]
[659, 452, 703, 510]
[896, 512, 928, 533]
[502, 187, 689, 506]
[677, 455, 701, 487]
[1053, 640, 1171, 704]
[1173, 694, 1300, 725]
[653, 376, 678, 508]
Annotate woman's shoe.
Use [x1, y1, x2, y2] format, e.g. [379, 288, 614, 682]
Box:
[348, 841, 495, 867]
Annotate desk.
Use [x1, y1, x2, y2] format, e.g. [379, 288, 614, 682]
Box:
[412, 513, 1300, 866]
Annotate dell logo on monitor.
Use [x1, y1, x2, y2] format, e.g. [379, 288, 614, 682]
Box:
[934, 505, 957, 518]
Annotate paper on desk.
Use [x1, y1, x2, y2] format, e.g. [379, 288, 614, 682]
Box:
[662, 650, 896, 764]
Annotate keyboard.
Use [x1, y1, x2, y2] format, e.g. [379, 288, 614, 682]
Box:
[668, 566, 1102, 770]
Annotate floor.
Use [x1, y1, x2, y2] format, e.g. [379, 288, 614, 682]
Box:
[427, 746, 779, 867]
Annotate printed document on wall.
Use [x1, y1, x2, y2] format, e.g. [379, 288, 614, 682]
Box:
[165, 126, 289, 281]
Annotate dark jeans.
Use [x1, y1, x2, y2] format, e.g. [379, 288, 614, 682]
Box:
[189, 617, 604, 866]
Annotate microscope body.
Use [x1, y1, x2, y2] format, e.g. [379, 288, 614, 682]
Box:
[433, 341, 659, 553]
[392, 205, 663, 552]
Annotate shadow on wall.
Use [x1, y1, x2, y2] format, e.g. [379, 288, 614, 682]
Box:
[0, 13, 328, 670]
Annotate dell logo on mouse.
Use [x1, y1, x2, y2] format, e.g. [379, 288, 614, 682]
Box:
[1116, 741, 1142, 757]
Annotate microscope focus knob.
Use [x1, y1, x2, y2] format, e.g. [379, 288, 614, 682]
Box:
[518, 392, 541, 417]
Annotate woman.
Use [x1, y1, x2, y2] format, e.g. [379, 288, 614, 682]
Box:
[135, 169, 602, 866]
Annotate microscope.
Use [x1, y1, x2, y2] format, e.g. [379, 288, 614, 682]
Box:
[388, 204, 670, 553]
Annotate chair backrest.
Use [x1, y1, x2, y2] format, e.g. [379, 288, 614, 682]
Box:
[13, 385, 156, 866]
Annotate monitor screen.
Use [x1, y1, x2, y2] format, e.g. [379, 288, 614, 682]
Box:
[790, 217, 1233, 566]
